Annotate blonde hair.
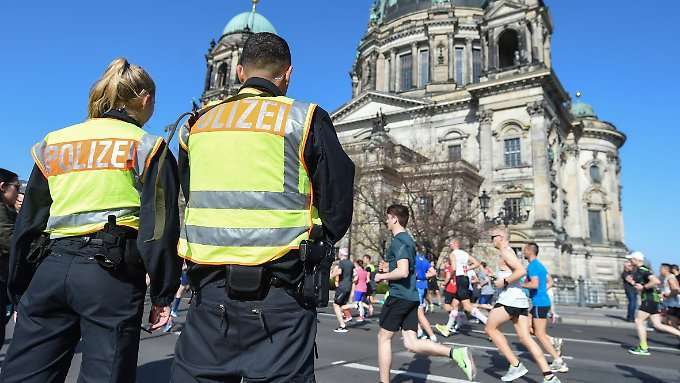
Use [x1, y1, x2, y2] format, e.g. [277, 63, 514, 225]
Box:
[88, 57, 155, 118]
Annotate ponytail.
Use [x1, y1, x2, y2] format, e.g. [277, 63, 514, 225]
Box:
[87, 57, 155, 118]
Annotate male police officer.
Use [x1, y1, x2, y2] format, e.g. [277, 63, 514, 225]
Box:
[171, 32, 355, 382]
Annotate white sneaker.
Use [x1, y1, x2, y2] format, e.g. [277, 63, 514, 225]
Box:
[550, 358, 569, 373]
[333, 326, 348, 333]
[544, 375, 561, 383]
[501, 363, 528, 382]
[429, 334, 438, 343]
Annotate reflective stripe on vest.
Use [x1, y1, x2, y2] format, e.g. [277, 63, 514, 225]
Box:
[32, 118, 162, 238]
[179, 94, 319, 265]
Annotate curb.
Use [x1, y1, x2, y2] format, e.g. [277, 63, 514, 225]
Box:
[558, 316, 635, 329]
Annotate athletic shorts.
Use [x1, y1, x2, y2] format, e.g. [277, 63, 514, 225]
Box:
[494, 303, 528, 318]
[354, 291, 366, 303]
[428, 278, 439, 291]
[417, 288, 427, 306]
[666, 307, 680, 318]
[454, 276, 472, 301]
[379, 296, 419, 332]
[334, 288, 351, 306]
[443, 291, 455, 305]
[530, 306, 551, 319]
[639, 300, 661, 315]
[479, 294, 494, 305]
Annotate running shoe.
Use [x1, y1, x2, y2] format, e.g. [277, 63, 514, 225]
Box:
[551, 337, 564, 356]
[429, 334, 438, 343]
[333, 327, 348, 333]
[628, 346, 650, 356]
[549, 358, 569, 373]
[543, 376, 561, 383]
[500, 363, 528, 381]
[435, 324, 450, 337]
[450, 347, 476, 381]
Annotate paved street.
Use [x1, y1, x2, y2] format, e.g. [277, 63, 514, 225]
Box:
[1, 298, 678, 383]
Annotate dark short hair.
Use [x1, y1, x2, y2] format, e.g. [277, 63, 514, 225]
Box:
[481, 261, 487, 268]
[526, 242, 540, 256]
[0, 168, 18, 183]
[661, 263, 672, 269]
[240, 32, 291, 74]
[386, 204, 409, 227]
[672, 264, 679, 271]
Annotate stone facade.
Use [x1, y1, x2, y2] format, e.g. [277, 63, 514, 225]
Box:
[331, 0, 627, 282]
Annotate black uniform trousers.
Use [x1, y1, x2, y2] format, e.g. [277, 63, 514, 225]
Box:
[0, 240, 146, 383]
[170, 272, 317, 383]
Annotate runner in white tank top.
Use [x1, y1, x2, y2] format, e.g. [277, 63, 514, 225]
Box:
[453, 249, 469, 276]
[484, 229, 560, 383]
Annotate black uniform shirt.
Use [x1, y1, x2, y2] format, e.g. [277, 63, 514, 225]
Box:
[179, 77, 355, 284]
[9, 110, 182, 306]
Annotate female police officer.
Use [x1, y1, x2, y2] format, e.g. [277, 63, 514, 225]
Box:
[1, 58, 181, 383]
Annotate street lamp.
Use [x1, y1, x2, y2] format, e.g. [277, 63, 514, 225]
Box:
[478, 190, 532, 227]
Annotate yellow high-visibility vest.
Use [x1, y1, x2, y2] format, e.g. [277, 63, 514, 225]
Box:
[178, 88, 321, 265]
[31, 118, 163, 238]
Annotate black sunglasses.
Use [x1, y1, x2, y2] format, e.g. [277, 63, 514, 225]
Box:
[490, 235, 501, 240]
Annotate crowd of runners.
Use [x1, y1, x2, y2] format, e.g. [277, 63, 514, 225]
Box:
[327, 205, 680, 383]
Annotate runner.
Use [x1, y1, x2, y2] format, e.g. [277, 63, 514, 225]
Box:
[364, 254, 378, 307]
[478, 262, 496, 305]
[375, 204, 475, 382]
[435, 259, 459, 337]
[628, 252, 680, 355]
[353, 259, 371, 321]
[331, 249, 355, 333]
[415, 251, 437, 342]
[439, 239, 488, 336]
[486, 229, 561, 382]
[521, 242, 567, 373]
[427, 260, 443, 310]
[660, 263, 680, 328]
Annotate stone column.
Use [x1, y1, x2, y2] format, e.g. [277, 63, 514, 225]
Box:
[231, 50, 239, 86]
[465, 38, 473, 85]
[536, 18, 545, 64]
[477, 109, 494, 184]
[606, 153, 622, 242]
[429, 36, 436, 81]
[488, 28, 497, 71]
[376, 52, 386, 91]
[390, 48, 397, 92]
[411, 42, 418, 89]
[481, 31, 488, 72]
[448, 33, 454, 80]
[523, 21, 533, 64]
[527, 101, 552, 225]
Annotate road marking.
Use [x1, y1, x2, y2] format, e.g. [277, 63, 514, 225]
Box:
[467, 329, 680, 353]
[336, 361, 479, 383]
[441, 342, 574, 360]
[320, 313, 679, 353]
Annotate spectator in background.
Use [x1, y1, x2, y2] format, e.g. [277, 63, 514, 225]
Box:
[0, 168, 20, 346]
[14, 182, 25, 212]
[621, 260, 638, 322]
[478, 262, 495, 305]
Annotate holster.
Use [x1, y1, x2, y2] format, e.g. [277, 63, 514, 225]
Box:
[26, 234, 52, 264]
[92, 215, 129, 270]
[300, 239, 334, 308]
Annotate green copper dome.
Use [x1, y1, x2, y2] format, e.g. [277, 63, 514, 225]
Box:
[374, 0, 489, 24]
[571, 101, 597, 119]
[223, 11, 277, 36]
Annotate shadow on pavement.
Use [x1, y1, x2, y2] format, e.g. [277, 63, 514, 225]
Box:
[137, 356, 174, 382]
[482, 350, 539, 383]
[392, 354, 431, 383]
[615, 364, 666, 383]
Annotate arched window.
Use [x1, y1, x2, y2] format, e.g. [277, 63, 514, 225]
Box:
[218, 63, 230, 88]
[498, 29, 520, 69]
[590, 165, 602, 184]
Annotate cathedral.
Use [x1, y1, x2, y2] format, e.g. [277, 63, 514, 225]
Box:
[199, 0, 627, 282]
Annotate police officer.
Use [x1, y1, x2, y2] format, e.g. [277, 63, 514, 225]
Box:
[2, 58, 182, 383]
[171, 32, 355, 382]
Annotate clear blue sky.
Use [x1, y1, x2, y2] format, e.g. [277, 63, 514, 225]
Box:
[1, 1, 677, 270]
